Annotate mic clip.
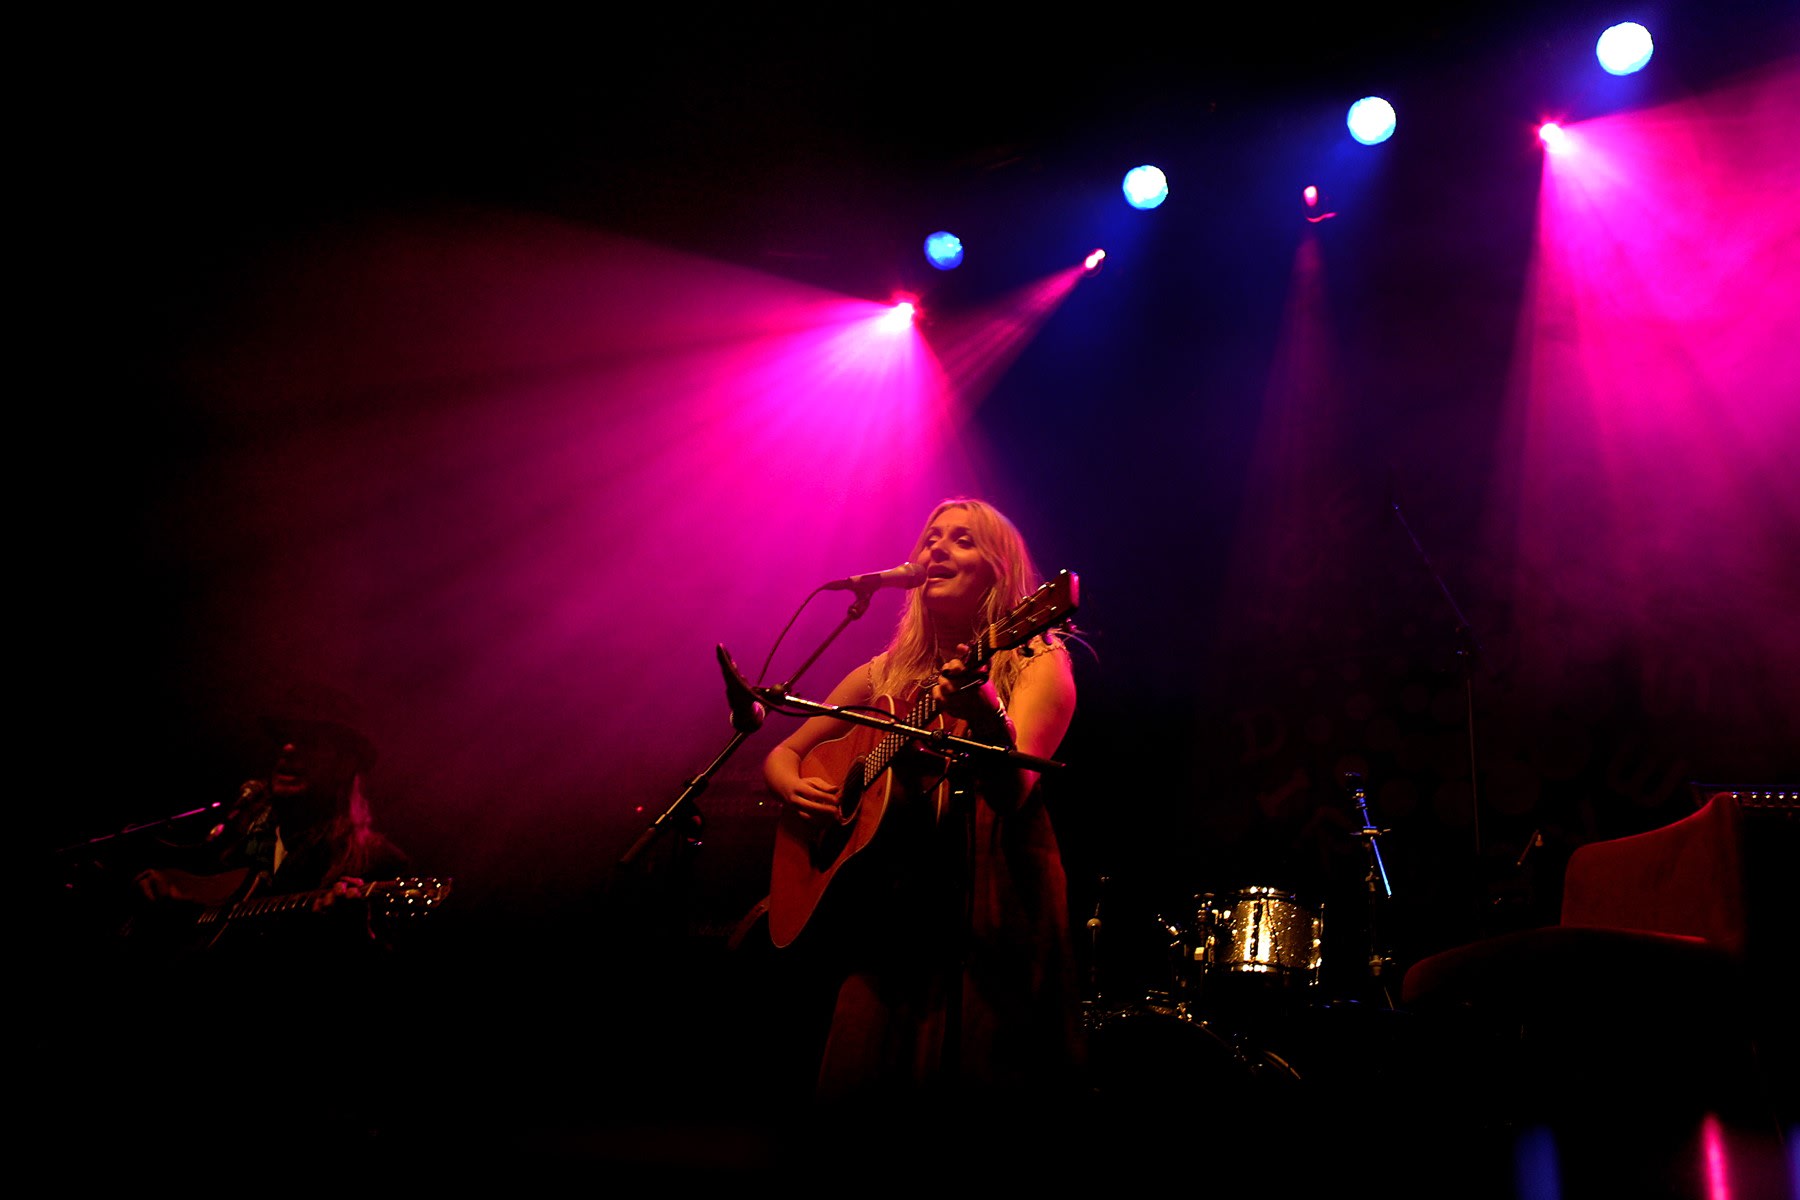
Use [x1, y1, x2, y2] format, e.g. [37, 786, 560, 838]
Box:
[717, 644, 766, 734]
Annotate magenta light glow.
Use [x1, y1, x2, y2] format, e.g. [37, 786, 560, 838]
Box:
[160, 210, 1000, 889]
[1489, 58, 1800, 763]
[1217, 233, 1349, 633]
[918, 264, 1091, 422]
[1702, 1114, 1731, 1200]
[1302, 184, 1337, 222]
[881, 297, 918, 329]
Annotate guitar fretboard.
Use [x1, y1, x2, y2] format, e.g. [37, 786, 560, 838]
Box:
[193, 879, 448, 927]
[195, 888, 333, 926]
[856, 627, 996, 788]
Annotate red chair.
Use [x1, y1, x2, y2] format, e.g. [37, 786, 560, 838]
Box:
[1398, 790, 1791, 1141]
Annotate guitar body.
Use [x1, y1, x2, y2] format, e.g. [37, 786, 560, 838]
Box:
[765, 570, 1080, 951]
[118, 866, 262, 952]
[146, 866, 258, 909]
[769, 700, 903, 950]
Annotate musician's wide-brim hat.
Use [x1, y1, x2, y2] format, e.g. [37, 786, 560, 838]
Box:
[258, 679, 379, 772]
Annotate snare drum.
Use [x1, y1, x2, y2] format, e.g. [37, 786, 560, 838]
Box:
[1190, 886, 1324, 993]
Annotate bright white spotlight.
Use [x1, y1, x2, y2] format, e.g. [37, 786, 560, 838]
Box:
[1596, 22, 1654, 75]
[923, 230, 964, 270]
[877, 298, 917, 331]
[1084, 249, 1106, 271]
[1537, 122, 1574, 155]
[1122, 165, 1168, 210]
[1347, 96, 1397, 146]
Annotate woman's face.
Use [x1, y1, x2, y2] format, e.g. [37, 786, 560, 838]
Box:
[917, 506, 998, 622]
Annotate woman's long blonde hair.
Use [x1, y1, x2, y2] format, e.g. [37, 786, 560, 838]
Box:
[868, 498, 1057, 703]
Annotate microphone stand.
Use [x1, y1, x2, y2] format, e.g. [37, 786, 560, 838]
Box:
[615, 584, 888, 875]
[616, 648, 767, 874]
[611, 579, 1058, 1089]
[752, 692, 1062, 774]
[51, 783, 264, 882]
[54, 802, 236, 859]
[1390, 492, 1485, 861]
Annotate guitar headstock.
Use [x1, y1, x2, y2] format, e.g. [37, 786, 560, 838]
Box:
[366, 877, 453, 918]
[987, 570, 1079, 654]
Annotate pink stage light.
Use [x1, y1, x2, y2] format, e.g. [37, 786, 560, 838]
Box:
[878, 291, 921, 329]
[1537, 122, 1573, 155]
[1302, 184, 1337, 222]
[1084, 249, 1106, 271]
[1495, 59, 1800, 764]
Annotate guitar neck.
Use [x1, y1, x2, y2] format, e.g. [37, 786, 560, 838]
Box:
[856, 626, 999, 787]
[196, 885, 337, 927]
[194, 879, 432, 927]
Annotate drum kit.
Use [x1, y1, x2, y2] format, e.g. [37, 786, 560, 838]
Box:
[1081, 886, 1324, 1108]
[1072, 877, 1368, 1129]
[1081, 779, 1402, 1117]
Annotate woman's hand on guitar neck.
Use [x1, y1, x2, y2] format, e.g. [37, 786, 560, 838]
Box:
[933, 643, 1005, 730]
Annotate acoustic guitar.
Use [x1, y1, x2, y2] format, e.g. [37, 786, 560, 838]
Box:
[767, 570, 1078, 948]
[128, 866, 453, 951]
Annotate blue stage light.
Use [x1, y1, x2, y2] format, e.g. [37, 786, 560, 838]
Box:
[1596, 22, 1654, 76]
[923, 230, 964, 270]
[1122, 165, 1169, 210]
[1346, 96, 1397, 146]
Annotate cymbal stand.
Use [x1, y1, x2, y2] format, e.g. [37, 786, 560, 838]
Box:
[1347, 773, 1396, 1007]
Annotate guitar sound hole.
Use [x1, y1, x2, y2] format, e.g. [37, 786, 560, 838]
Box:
[839, 768, 867, 823]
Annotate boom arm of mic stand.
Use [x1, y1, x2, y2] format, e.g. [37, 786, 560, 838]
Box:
[757, 689, 1065, 773]
[54, 801, 236, 857]
[617, 728, 750, 869]
[1390, 493, 1485, 858]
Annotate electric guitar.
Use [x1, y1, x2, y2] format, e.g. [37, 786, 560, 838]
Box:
[767, 570, 1078, 948]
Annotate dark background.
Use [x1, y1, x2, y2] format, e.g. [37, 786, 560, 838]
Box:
[36, 2, 1798, 1168]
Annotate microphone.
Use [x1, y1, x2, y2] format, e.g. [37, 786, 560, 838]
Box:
[208, 779, 266, 841]
[822, 562, 925, 592]
[716, 644, 766, 734]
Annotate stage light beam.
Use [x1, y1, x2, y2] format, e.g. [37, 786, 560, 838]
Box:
[877, 298, 918, 331]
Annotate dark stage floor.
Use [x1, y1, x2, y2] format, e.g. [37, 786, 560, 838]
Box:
[38, 913, 1794, 1199]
